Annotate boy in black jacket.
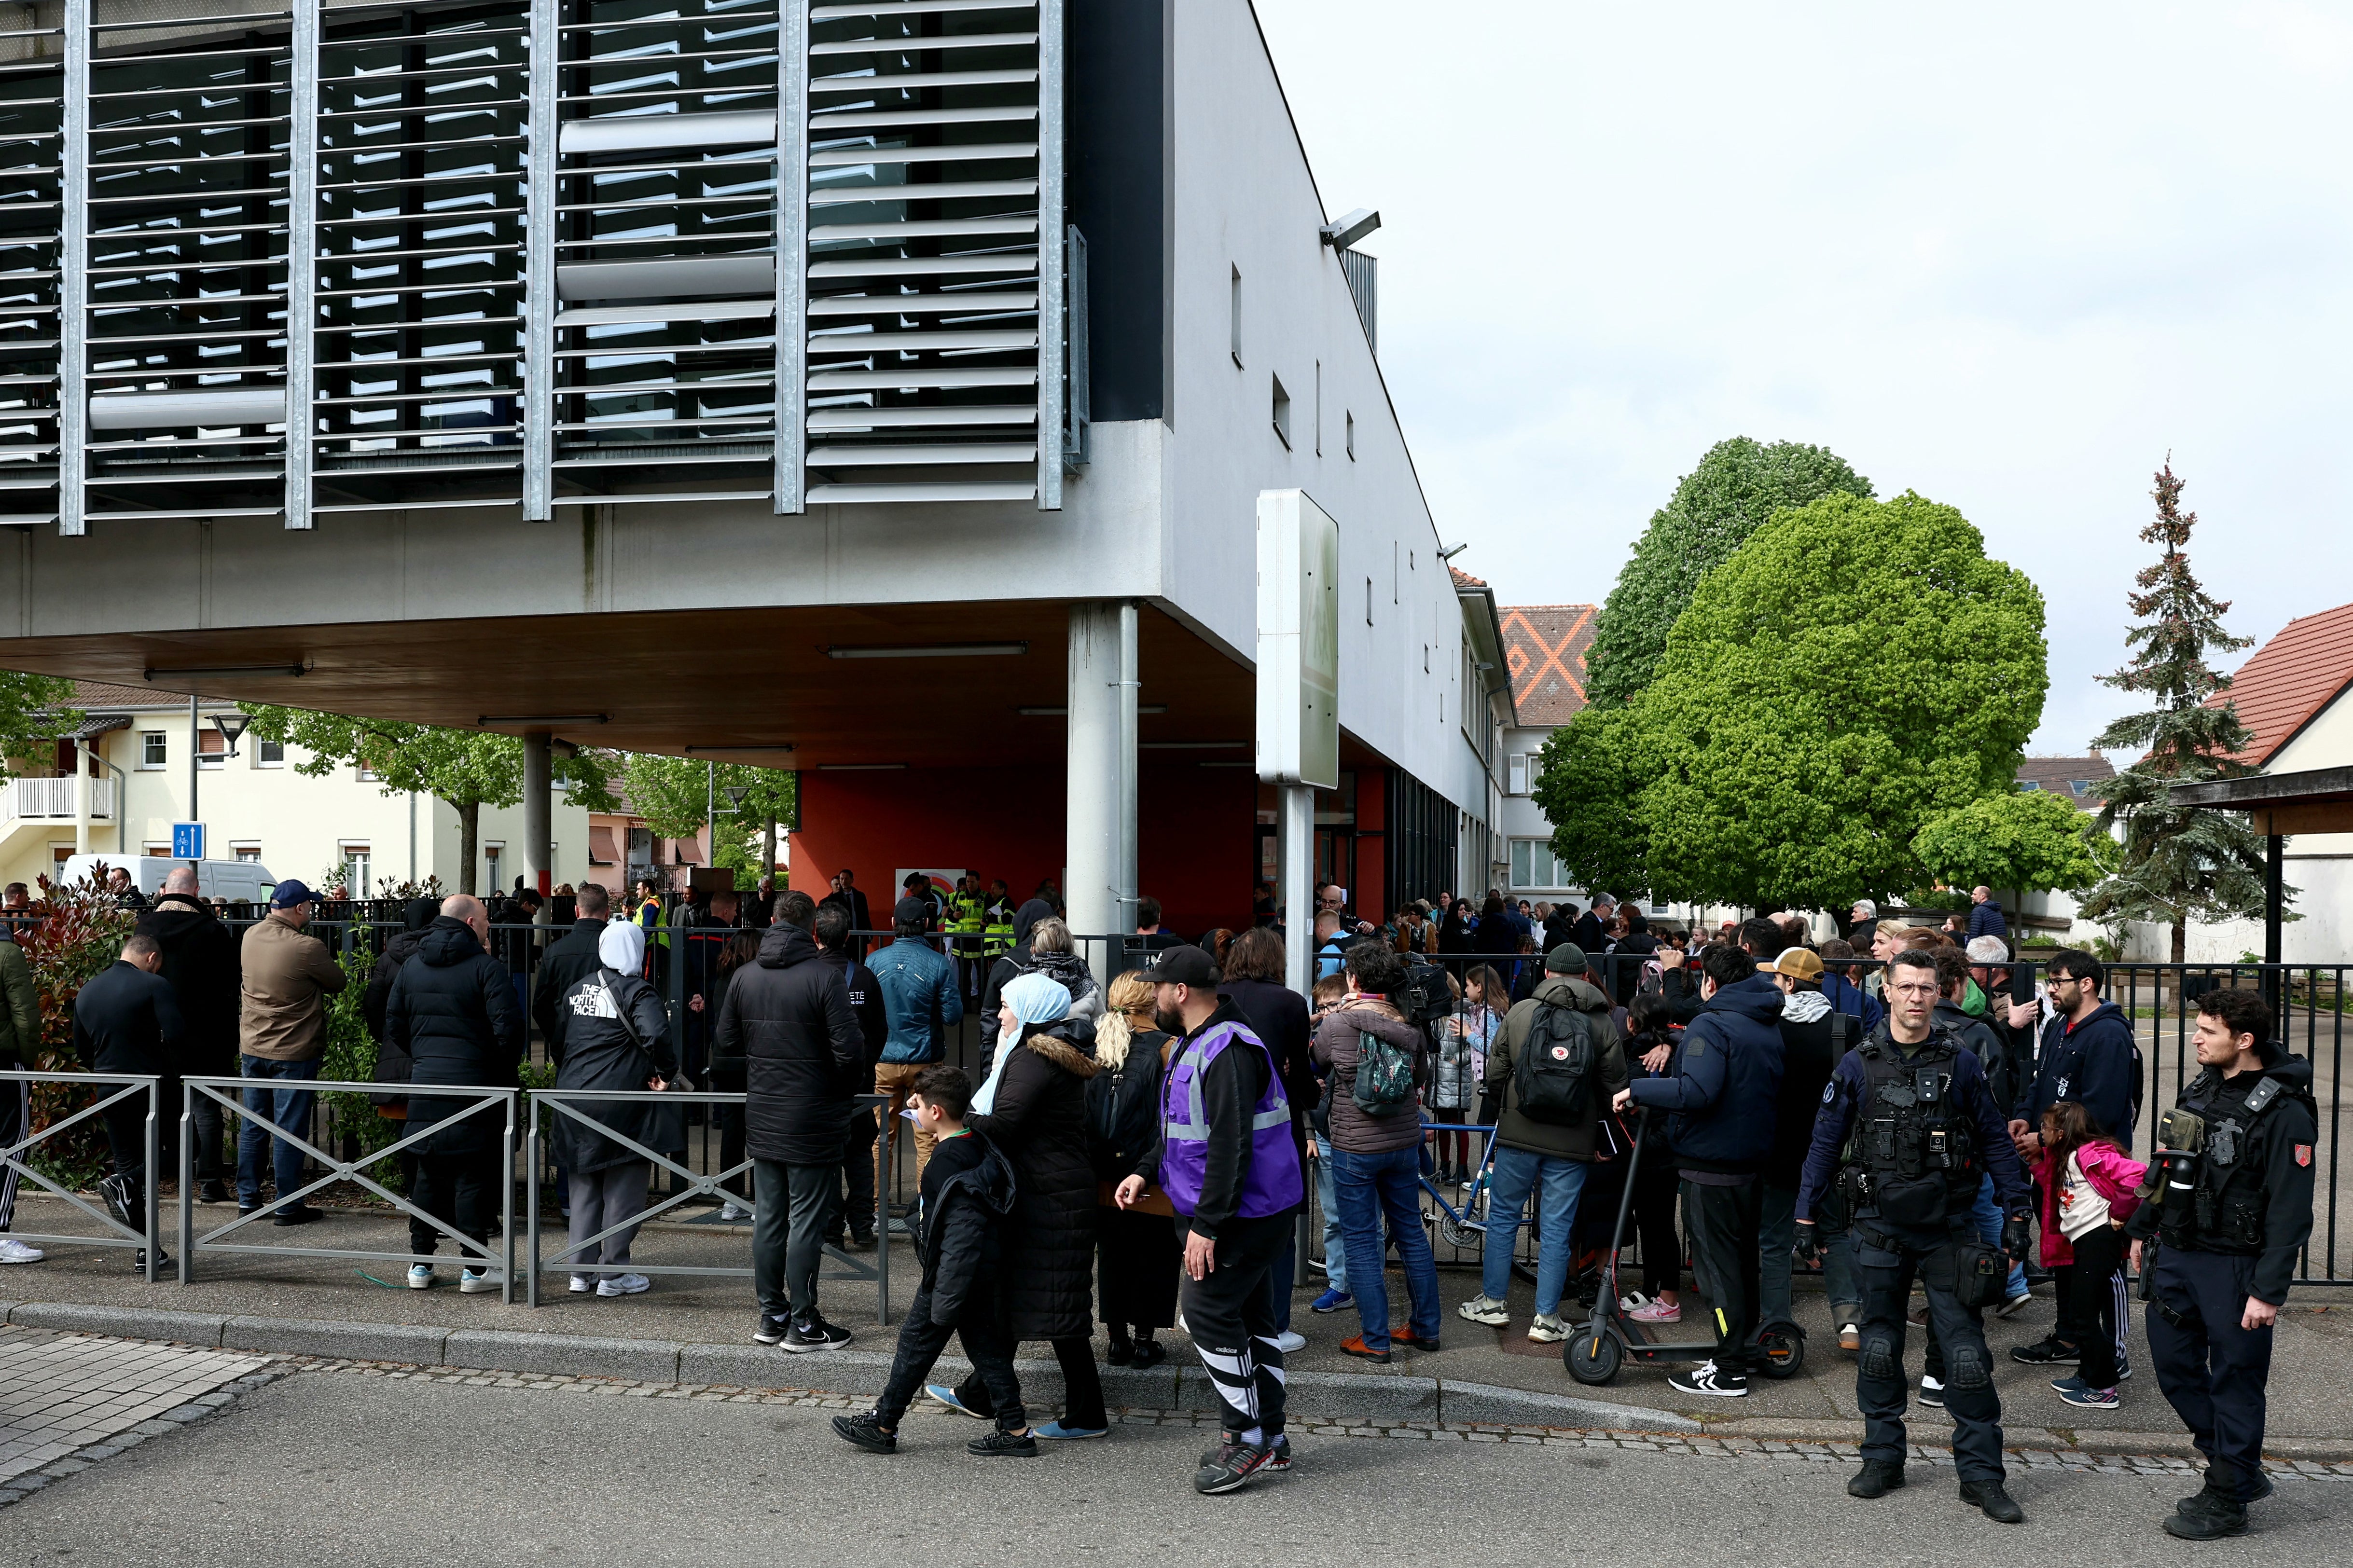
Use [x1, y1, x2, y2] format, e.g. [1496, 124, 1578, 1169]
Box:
[832, 1065, 1034, 1457]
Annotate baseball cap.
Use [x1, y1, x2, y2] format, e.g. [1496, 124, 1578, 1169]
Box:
[1142, 944, 1219, 987]
[1770, 948, 1824, 982]
[892, 895, 931, 924]
[269, 879, 318, 910]
[1544, 943, 1588, 975]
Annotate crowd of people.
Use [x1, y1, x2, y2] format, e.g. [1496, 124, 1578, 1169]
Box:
[2, 867, 2322, 1526]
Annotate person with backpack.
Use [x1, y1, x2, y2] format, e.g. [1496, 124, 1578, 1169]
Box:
[1312, 941, 1440, 1364]
[1085, 972, 1180, 1368]
[1613, 942, 1786, 1397]
[1455, 944, 1629, 1343]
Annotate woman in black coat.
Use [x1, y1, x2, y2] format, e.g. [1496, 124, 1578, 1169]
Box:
[551, 920, 674, 1294]
[1087, 974, 1181, 1366]
[941, 973, 1106, 1437]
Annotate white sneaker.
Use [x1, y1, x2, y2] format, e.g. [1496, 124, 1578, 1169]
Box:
[407, 1264, 435, 1289]
[596, 1272, 651, 1296]
[0, 1238, 44, 1264]
[1457, 1295, 1510, 1327]
[1271, 1329, 1306, 1353]
[458, 1267, 502, 1293]
[718, 1202, 752, 1222]
[567, 1274, 595, 1293]
[1527, 1313, 1567, 1343]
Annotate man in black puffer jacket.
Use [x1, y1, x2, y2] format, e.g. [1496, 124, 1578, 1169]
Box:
[387, 896, 523, 1292]
[1617, 942, 1786, 1399]
[717, 890, 866, 1353]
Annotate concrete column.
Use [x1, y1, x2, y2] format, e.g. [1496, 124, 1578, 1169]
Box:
[1281, 784, 1313, 995]
[72, 742, 90, 854]
[1066, 602, 1136, 976]
[523, 730, 552, 896]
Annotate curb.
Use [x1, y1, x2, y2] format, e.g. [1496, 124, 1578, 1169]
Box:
[0, 1299, 1698, 1433]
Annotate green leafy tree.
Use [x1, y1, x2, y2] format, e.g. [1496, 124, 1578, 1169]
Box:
[1913, 788, 2114, 896]
[1584, 438, 1875, 709]
[2076, 463, 2272, 963]
[1547, 490, 2046, 909]
[1530, 703, 1655, 899]
[4, 674, 83, 774]
[620, 754, 795, 882]
[240, 708, 619, 894]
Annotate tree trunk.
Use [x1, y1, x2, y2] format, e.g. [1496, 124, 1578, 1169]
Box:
[2170, 917, 2186, 966]
[456, 798, 478, 895]
[762, 815, 776, 882]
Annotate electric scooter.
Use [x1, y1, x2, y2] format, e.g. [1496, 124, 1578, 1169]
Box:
[1565, 1110, 1806, 1386]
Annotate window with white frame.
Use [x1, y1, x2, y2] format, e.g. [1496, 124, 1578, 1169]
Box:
[340, 842, 372, 896]
[1507, 754, 1528, 795]
[230, 841, 262, 863]
[197, 728, 225, 770]
[1510, 838, 1566, 891]
[484, 841, 504, 892]
[139, 732, 166, 769]
[142, 841, 170, 857]
[356, 757, 380, 783]
[256, 739, 284, 768]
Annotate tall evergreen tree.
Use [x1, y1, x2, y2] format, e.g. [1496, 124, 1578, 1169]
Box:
[2077, 463, 2271, 963]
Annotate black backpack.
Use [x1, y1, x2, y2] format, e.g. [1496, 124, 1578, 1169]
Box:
[1398, 961, 1455, 1027]
[1514, 1000, 1597, 1125]
[1087, 1035, 1165, 1182]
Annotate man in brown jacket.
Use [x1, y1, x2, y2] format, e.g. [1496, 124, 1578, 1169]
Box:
[235, 880, 346, 1224]
[1456, 944, 1629, 1342]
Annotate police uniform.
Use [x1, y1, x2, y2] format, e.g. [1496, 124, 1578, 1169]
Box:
[2125, 1048, 2317, 1533]
[947, 881, 988, 998]
[1799, 1019, 2031, 1498]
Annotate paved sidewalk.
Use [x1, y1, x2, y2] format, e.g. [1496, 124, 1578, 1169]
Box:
[0, 1328, 270, 1485]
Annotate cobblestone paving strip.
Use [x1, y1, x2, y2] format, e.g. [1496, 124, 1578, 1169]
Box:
[293, 1355, 2353, 1484]
[0, 1327, 281, 1504]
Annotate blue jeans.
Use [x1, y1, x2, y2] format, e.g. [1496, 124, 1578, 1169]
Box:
[1315, 1134, 1347, 1296]
[1481, 1145, 1587, 1317]
[1970, 1173, 2027, 1298]
[237, 1055, 319, 1208]
[1329, 1143, 1439, 1349]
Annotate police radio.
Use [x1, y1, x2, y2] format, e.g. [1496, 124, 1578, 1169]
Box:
[2143, 1106, 2205, 1220]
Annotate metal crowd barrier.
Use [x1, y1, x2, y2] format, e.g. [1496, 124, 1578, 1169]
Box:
[0, 1070, 160, 1280]
[526, 1089, 890, 1321]
[181, 1075, 519, 1303]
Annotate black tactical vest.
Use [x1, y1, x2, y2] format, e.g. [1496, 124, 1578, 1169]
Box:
[2165, 1070, 2290, 1256]
[1843, 1031, 1978, 1231]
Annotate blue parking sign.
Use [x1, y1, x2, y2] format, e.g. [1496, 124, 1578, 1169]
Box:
[171, 822, 204, 860]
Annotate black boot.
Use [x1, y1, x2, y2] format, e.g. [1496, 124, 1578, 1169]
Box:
[1958, 1480, 2024, 1524]
[1847, 1459, 1906, 1499]
[2166, 1488, 2250, 1540]
[1106, 1331, 1134, 1366]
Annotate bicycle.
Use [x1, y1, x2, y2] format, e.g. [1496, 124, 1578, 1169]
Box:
[1417, 1119, 1499, 1249]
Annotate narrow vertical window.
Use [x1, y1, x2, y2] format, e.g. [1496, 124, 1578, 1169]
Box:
[1346, 411, 1355, 459]
[1271, 374, 1291, 448]
[1230, 266, 1243, 366]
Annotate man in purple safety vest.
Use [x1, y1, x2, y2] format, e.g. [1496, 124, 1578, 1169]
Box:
[1118, 943, 1304, 1497]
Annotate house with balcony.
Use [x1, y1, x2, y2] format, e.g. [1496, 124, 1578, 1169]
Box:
[0, 0, 1510, 939]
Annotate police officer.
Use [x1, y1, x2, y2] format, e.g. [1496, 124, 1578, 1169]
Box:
[1796, 948, 2033, 1524]
[946, 875, 988, 997]
[2125, 987, 2315, 1540]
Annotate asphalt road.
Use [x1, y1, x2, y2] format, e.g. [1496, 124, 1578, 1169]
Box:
[0, 1370, 2344, 1567]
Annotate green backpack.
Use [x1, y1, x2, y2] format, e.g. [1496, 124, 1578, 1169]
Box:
[1352, 1028, 1418, 1117]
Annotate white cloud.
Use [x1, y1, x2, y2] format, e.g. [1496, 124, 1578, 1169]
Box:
[1252, 0, 2353, 752]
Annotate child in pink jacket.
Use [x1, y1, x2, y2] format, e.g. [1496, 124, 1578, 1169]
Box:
[2031, 1101, 2148, 1408]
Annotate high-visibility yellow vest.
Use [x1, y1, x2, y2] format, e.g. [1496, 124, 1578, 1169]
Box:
[982, 896, 1015, 958]
[948, 890, 987, 935]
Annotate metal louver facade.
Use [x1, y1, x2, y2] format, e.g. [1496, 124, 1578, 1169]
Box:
[3, 0, 1072, 534]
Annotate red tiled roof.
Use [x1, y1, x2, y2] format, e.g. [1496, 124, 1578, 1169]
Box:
[2015, 755, 2114, 811]
[1499, 604, 1596, 728]
[1448, 564, 1488, 589]
[69, 680, 193, 709]
[2206, 601, 2353, 767]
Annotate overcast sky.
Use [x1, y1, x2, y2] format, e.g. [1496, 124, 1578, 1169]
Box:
[1252, 1, 2353, 755]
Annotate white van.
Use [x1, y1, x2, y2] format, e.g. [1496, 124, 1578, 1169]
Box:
[55, 854, 277, 906]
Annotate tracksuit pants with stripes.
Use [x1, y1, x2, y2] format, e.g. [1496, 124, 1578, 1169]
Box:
[0, 1075, 22, 1232]
[1178, 1213, 1290, 1443]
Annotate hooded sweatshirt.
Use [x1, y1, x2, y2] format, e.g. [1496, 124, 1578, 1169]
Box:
[1627, 972, 1786, 1175]
[2019, 998, 2142, 1152]
[1766, 987, 1853, 1189]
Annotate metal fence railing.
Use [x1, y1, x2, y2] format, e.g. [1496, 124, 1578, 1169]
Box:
[180, 1074, 519, 1303]
[0, 1070, 161, 1280]
[526, 1088, 890, 1320]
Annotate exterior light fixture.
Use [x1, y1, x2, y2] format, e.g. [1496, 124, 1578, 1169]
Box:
[824, 643, 1027, 659]
[210, 712, 253, 756]
[1319, 208, 1381, 250]
[143, 662, 307, 681]
[479, 713, 610, 725]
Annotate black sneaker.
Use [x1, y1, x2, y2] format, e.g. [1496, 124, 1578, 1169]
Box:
[783, 1313, 852, 1352]
[1195, 1439, 1275, 1494]
[1958, 1480, 2024, 1524]
[1848, 1459, 1906, 1498]
[752, 1313, 791, 1346]
[968, 1428, 1039, 1458]
[1201, 1434, 1292, 1473]
[2008, 1335, 2078, 1365]
[830, 1411, 898, 1454]
[197, 1180, 230, 1205]
[1667, 1361, 1748, 1398]
[129, 1249, 171, 1274]
[1918, 1375, 1946, 1409]
[98, 1174, 135, 1230]
[2177, 1473, 2272, 1515]
[273, 1205, 323, 1228]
